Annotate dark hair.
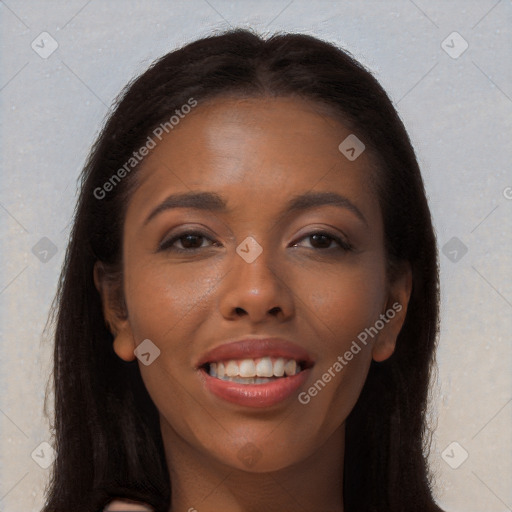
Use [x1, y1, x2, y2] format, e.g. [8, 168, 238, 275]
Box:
[42, 28, 442, 512]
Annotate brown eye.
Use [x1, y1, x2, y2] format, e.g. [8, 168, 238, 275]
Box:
[309, 233, 333, 249]
[179, 234, 205, 249]
[158, 231, 218, 252]
[293, 231, 353, 251]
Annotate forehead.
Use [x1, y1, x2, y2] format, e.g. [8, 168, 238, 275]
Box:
[127, 96, 381, 225]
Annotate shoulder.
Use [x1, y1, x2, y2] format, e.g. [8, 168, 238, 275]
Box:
[103, 498, 155, 511]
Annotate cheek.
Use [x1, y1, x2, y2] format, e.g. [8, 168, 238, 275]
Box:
[291, 256, 386, 421]
[294, 257, 387, 343]
[121, 259, 227, 428]
[123, 257, 225, 343]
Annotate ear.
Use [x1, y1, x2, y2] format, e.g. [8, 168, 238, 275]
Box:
[372, 263, 412, 363]
[93, 261, 136, 362]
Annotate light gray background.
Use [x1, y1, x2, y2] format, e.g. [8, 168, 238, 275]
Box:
[1, 1, 511, 511]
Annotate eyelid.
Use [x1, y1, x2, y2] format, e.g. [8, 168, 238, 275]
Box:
[292, 230, 353, 251]
[157, 228, 218, 252]
[291, 222, 352, 243]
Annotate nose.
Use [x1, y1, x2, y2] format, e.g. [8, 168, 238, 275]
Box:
[218, 244, 295, 324]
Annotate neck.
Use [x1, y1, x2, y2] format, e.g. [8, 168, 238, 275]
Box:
[160, 419, 345, 512]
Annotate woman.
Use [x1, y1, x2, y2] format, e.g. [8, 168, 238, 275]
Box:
[42, 28, 443, 512]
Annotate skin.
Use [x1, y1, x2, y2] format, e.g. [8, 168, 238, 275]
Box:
[95, 96, 412, 512]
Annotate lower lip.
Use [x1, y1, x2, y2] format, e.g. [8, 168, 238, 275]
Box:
[201, 369, 311, 408]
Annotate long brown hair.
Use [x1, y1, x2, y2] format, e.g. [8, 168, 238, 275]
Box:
[42, 28, 442, 512]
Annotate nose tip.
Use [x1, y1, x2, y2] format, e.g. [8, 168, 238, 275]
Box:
[219, 243, 294, 323]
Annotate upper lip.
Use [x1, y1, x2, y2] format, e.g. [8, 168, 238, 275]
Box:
[196, 337, 315, 369]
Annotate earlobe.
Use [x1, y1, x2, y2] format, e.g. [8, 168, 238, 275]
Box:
[372, 336, 397, 363]
[93, 261, 136, 362]
[372, 263, 412, 363]
[112, 331, 137, 362]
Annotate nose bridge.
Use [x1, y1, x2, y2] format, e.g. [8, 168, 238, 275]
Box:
[233, 235, 279, 291]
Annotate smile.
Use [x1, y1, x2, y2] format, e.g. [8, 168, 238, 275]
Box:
[197, 338, 314, 408]
[206, 357, 302, 384]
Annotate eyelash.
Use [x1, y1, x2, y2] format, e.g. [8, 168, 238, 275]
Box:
[158, 230, 353, 253]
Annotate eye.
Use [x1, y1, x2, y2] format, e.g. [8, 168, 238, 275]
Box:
[158, 231, 220, 253]
[158, 230, 352, 253]
[292, 231, 353, 251]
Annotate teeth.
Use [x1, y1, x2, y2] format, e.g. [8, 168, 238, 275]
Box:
[273, 357, 285, 377]
[255, 377, 272, 384]
[284, 359, 297, 376]
[239, 359, 256, 377]
[221, 376, 275, 385]
[255, 357, 274, 377]
[207, 357, 302, 381]
[225, 360, 239, 377]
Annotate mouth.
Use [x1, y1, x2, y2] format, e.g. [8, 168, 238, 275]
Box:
[196, 338, 315, 408]
[200, 356, 312, 384]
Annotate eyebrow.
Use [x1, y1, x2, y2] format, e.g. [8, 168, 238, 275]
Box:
[144, 190, 368, 226]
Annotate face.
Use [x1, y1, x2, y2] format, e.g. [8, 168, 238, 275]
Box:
[96, 96, 411, 474]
